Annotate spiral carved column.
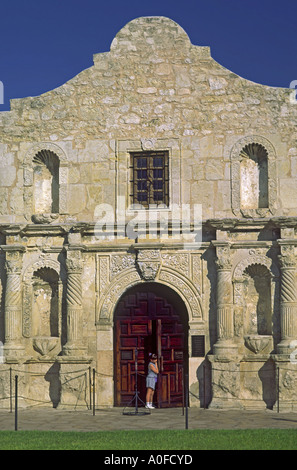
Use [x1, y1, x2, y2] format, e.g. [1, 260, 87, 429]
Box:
[63, 251, 86, 356]
[277, 245, 297, 354]
[4, 249, 25, 359]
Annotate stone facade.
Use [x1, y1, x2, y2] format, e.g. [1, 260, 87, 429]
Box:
[0, 16, 297, 410]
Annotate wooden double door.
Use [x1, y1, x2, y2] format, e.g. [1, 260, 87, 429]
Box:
[114, 285, 187, 407]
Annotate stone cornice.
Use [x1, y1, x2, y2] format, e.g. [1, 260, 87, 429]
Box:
[0, 244, 26, 252]
[2, 216, 297, 239]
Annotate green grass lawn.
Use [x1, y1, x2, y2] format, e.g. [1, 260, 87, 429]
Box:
[0, 429, 296, 450]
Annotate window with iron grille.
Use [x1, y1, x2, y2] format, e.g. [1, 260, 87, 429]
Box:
[130, 151, 169, 208]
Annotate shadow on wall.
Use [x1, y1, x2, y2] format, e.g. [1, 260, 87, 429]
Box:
[45, 362, 61, 408]
[259, 359, 276, 410]
[190, 359, 212, 409]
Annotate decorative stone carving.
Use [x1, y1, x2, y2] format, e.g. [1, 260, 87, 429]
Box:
[23, 255, 62, 282]
[215, 245, 233, 271]
[32, 213, 59, 224]
[24, 142, 68, 166]
[208, 357, 241, 409]
[33, 336, 59, 358]
[213, 243, 237, 355]
[141, 138, 157, 150]
[191, 253, 202, 291]
[97, 262, 202, 325]
[159, 269, 202, 318]
[110, 254, 134, 278]
[96, 255, 110, 297]
[233, 252, 277, 281]
[3, 248, 25, 359]
[97, 269, 142, 323]
[278, 244, 296, 270]
[136, 249, 160, 281]
[63, 250, 86, 356]
[244, 335, 271, 354]
[277, 243, 297, 354]
[161, 252, 189, 276]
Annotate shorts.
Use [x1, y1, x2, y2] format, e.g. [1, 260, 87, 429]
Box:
[146, 377, 157, 390]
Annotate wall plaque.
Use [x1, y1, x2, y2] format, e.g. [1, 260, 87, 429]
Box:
[191, 335, 205, 357]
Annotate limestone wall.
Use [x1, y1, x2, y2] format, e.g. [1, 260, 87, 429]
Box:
[0, 17, 296, 223]
[1, 17, 297, 410]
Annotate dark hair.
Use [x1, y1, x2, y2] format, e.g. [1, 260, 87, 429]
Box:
[149, 353, 157, 360]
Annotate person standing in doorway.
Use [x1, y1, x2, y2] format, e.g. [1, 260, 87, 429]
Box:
[146, 353, 159, 409]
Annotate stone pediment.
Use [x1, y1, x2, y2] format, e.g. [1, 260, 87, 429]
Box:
[109, 16, 192, 54]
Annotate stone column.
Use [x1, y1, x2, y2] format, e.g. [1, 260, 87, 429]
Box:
[62, 250, 86, 357]
[213, 243, 237, 356]
[277, 244, 297, 354]
[4, 248, 25, 360]
[209, 242, 240, 409]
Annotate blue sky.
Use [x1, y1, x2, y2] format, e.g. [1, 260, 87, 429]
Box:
[0, 0, 297, 110]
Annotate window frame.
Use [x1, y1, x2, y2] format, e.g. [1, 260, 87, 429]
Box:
[130, 150, 169, 208]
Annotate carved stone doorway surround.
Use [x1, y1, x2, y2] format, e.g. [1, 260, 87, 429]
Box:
[95, 248, 203, 407]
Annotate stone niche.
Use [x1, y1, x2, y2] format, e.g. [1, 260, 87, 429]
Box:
[28, 266, 62, 359]
[233, 254, 277, 356]
[240, 143, 268, 210]
[32, 268, 59, 337]
[243, 264, 272, 337]
[33, 150, 60, 215]
[240, 263, 275, 409]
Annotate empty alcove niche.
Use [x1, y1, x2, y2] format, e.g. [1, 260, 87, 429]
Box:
[240, 143, 268, 209]
[33, 150, 60, 214]
[243, 264, 272, 336]
[32, 267, 59, 338]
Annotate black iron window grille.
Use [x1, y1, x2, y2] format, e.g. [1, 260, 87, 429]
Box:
[130, 151, 169, 208]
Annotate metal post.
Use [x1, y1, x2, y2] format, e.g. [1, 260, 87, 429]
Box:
[89, 367, 92, 411]
[9, 368, 12, 413]
[181, 366, 184, 416]
[276, 367, 279, 413]
[92, 368, 96, 416]
[185, 373, 189, 430]
[203, 363, 206, 409]
[135, 348, 138, 413]
[15, 375, 18, 431]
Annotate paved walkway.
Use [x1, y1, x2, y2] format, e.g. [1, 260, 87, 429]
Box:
[1, 406, 297, 432]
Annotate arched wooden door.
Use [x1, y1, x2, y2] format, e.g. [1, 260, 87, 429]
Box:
[114, 283, 188, 407]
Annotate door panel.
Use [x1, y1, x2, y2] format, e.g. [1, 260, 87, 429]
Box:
[115, 288, 187, 407]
